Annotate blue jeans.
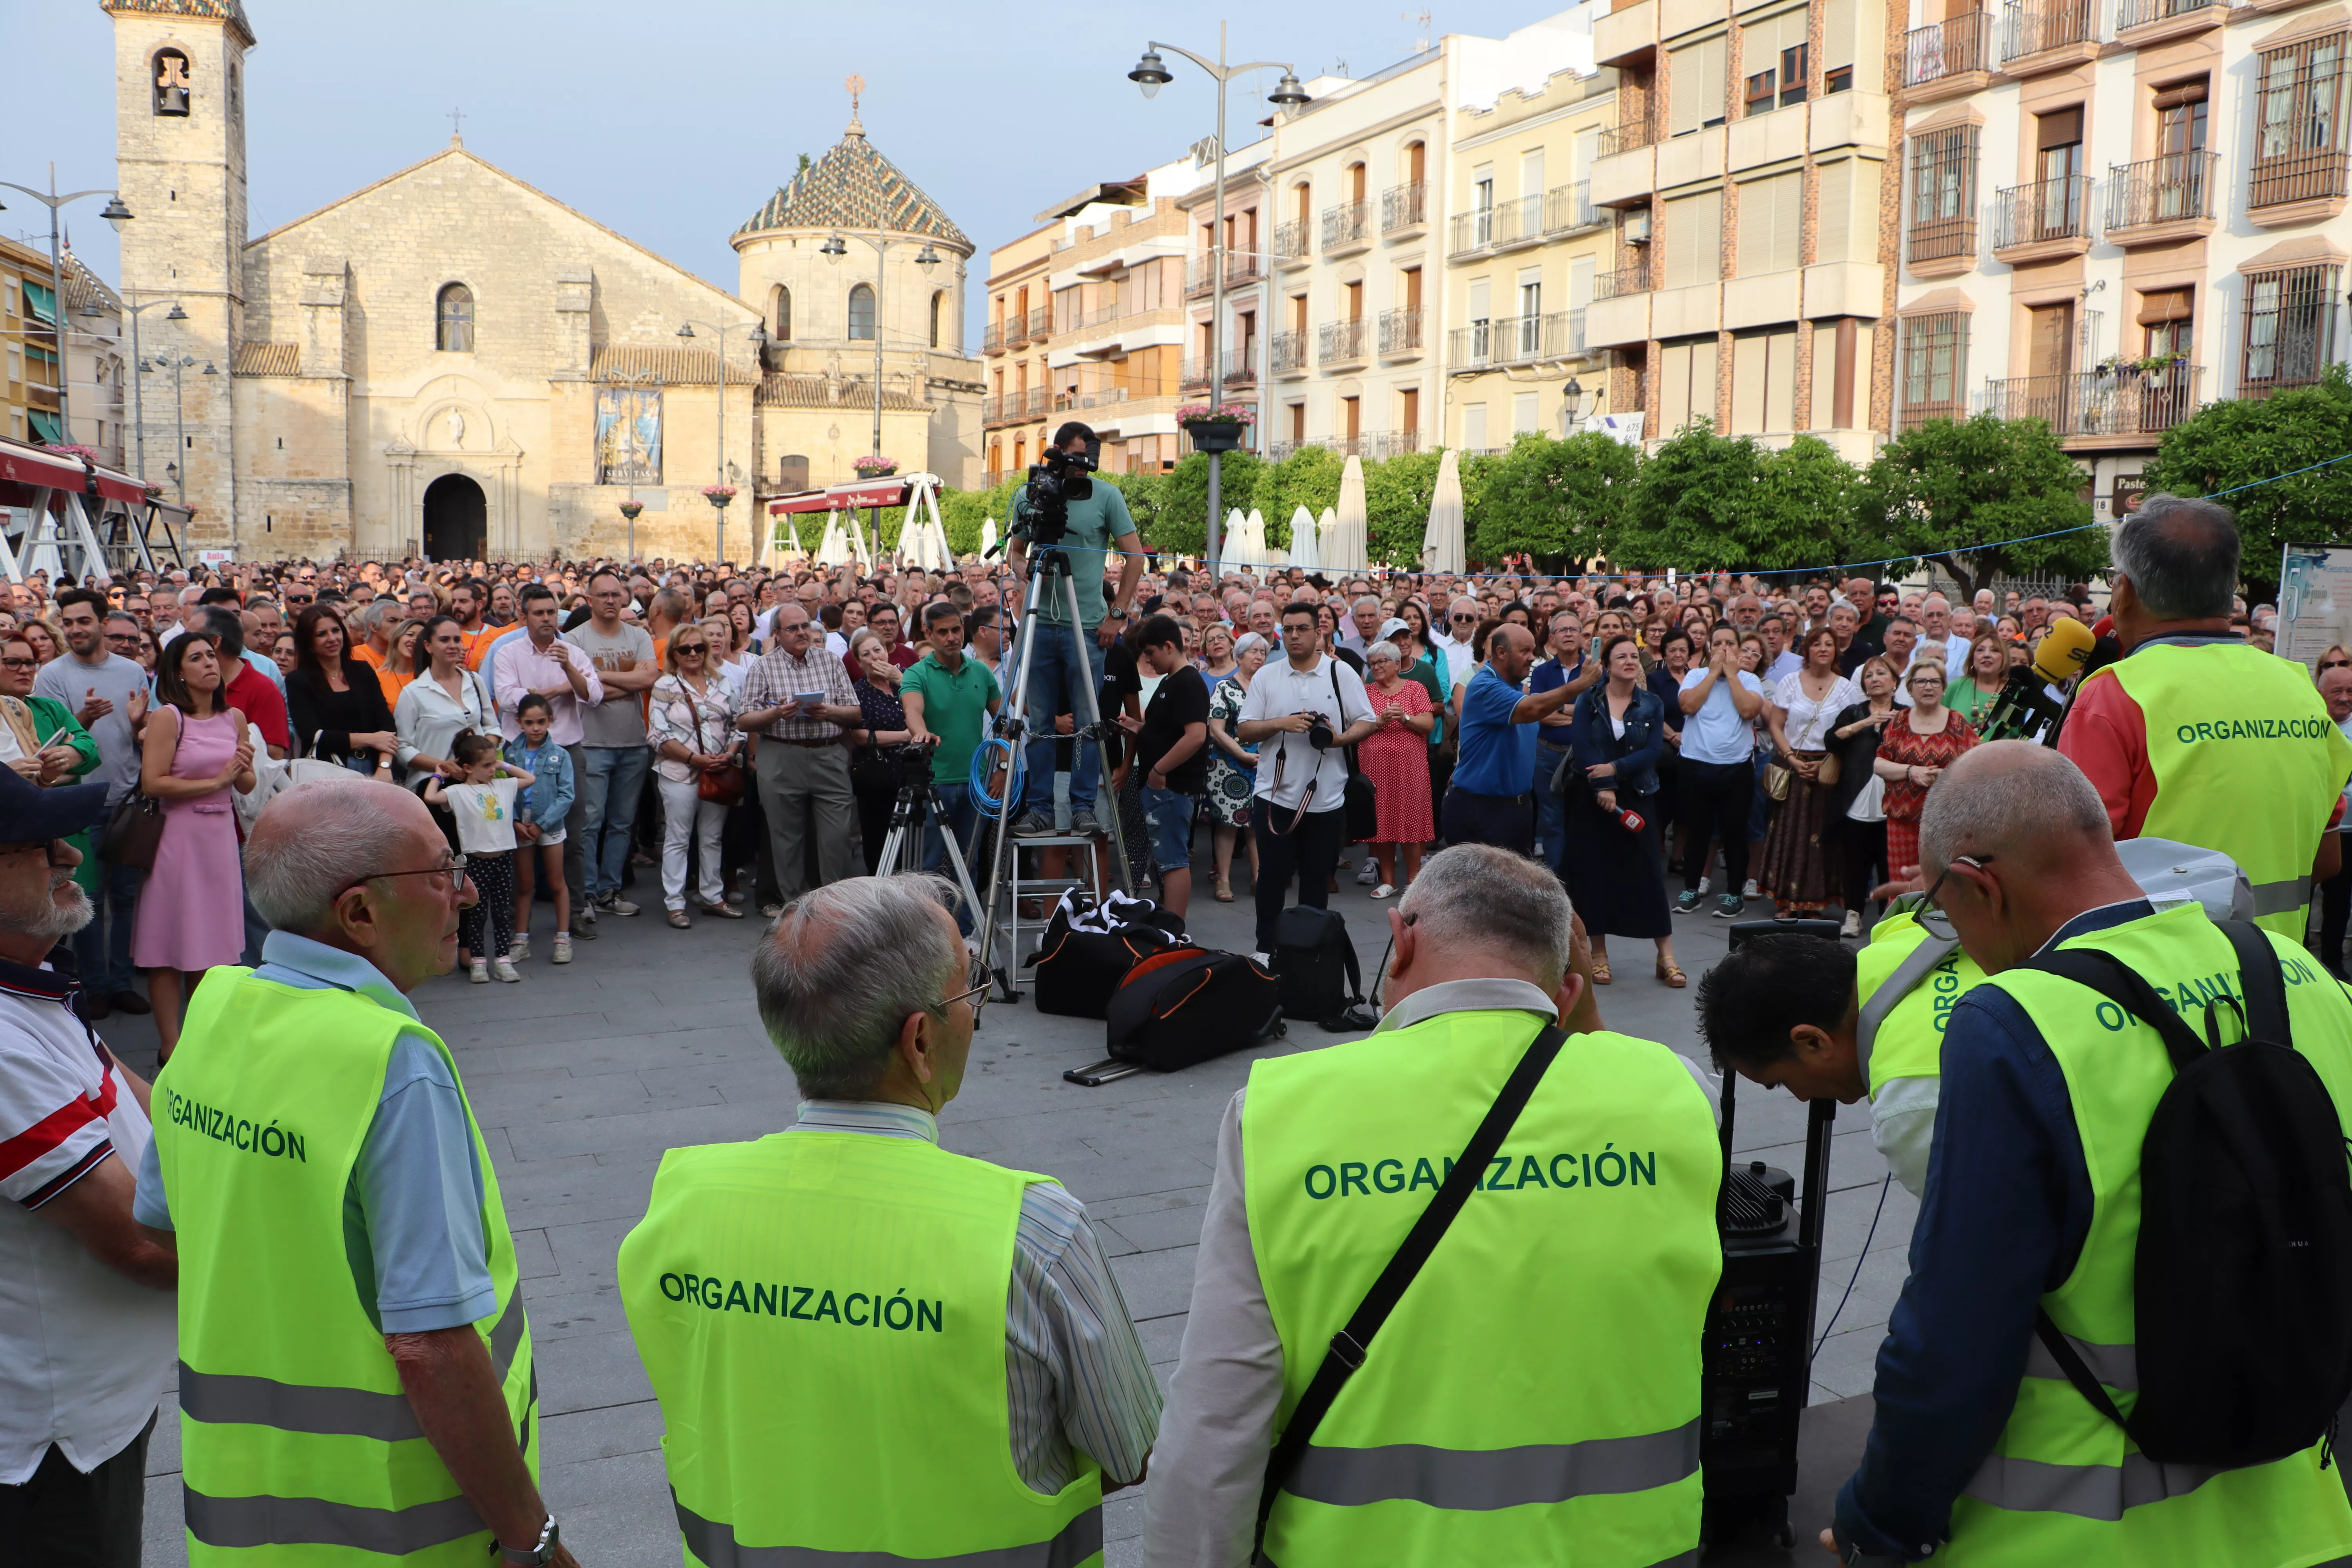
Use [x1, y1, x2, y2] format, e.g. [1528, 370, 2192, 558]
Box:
[1015, 621, 1108, 818]
[1534, 742, 1572, 872]
[578, 745, 652, 900]
[71, 856, 144, 994]
[1140, 786, 1200, 873]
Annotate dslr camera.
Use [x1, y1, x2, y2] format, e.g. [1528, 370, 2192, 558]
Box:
[1304, 713, 1336, 751]
[1022, 434, 1102, 549]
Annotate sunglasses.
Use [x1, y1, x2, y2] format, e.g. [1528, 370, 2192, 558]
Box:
[2323, 658, 2352, 671]
[677, 643, 708, 654]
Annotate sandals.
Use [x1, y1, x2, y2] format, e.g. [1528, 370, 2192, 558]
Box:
[1370, 883, 1396, 900]
[1214, 876, 1235, 902]
[1590, 955, 1612, 985]
[1657, 958, 1688, 989]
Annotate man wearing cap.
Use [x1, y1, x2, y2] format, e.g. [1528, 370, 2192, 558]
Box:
[0, 766, 176, 1565]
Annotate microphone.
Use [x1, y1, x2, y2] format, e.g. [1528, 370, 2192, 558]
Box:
[1980, 617, 2097, 743]
[2027, 615, 2098, 686]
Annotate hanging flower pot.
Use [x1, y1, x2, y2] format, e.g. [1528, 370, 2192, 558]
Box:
[701, 485, 736, 509]
[853, 455, 898, 478]
[617, 501, 644, 521]
[1179, 401, 1256, 453]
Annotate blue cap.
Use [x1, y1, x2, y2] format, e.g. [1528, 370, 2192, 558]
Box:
[0, 759, 112, 844]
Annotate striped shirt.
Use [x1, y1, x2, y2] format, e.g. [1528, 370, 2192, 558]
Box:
[787, 1100, 1161, 1492]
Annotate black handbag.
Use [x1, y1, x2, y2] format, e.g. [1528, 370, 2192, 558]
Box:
[98, 704, 184, 870]
[1330, 665, 1377, 841]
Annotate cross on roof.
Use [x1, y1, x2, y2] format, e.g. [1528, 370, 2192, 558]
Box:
[845, 74, 865, 134]
[448, 106, 466, 144]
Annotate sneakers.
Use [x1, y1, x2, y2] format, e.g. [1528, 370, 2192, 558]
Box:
[1713, 894, 1747, 918]
[552, 933, 573, 964]
[1674, 890, 1706, 915]
[1694, 877, 1711, 897]
[492, 958, 521, 983]
[570, 907, 598, 940]
[508, 935, 529, 962]
[1356, 863, 1379, 886]
[469, 960, 489, 984]
[1840, 910, 1863, 938]
[1009, 811, 1057, 838]
[1742, 879, 1760, 899]
[597, 892, 640, 917]
[1070, 809, 1103, 836]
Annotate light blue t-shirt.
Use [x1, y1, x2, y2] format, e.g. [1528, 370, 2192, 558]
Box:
[133, 931, 495, 1334]
[1677, 666, 1766, 765]
[1451, 664, 1537, 797]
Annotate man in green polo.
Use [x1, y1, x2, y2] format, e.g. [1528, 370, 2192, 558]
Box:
[902, 599, 1001, 913]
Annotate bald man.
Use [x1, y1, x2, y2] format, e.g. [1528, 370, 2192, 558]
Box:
[1828, 742, 2352, 1566]
[1443, 623, 1582, 853]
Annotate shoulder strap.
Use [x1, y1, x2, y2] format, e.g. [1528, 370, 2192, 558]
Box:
[1856, 934, 1961, 1083]
[1255, 1024, 1569, 1550]
[2216, 919, 2292, 1046]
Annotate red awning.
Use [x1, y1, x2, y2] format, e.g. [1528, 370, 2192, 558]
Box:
[89, 466, 150, 505]
[768, 490, 837, 515]
[826, 478, 908, 508]
[0, 437, 88, 493]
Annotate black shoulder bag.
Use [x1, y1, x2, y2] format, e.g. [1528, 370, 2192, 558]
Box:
[1254, 1023, 1568, 1552]
[1329, 662, 1378, 842]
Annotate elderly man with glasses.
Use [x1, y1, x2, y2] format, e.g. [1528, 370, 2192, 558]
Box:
[619, 874, 1158, 1567]
[133, 781, 576, 1567]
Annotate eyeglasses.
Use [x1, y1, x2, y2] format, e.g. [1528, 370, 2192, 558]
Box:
[1918, 854, 1992, 938]
[335, 854, 470, 901]
[2323, 658, 2352, 671]
[1452, 612, 1477, 622]
[676, 643, 708, 655]
[930, 955, 994, 1021]
[0, 656, 36, 671]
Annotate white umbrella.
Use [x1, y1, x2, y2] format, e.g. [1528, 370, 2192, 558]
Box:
[1317, 507, 1339, 577]
[1223, 507, 1252, 570]
[1423, 448, 1466, 575]
[1249, 509, 1282, 570]
[1286, 505, 1321, 573]
[980, 516, 998, 560]
[813, 512, 846, 567]
[1327, 456, 1369, 575]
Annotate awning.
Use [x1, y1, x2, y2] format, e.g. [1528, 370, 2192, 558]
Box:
[24, 281, 55, 327]
[25, 410, 65, 445]
[89, 466, 150, 505]
[768, 490, 836, 515]
[826, 478, 909, 508]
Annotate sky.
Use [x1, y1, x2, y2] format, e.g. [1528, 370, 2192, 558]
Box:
[13, 0, 1555, 341]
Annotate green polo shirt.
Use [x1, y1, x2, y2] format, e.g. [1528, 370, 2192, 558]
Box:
[902, 649, 1002, 784]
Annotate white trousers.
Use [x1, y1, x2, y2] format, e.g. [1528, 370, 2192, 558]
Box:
[658, 772, 727, 911]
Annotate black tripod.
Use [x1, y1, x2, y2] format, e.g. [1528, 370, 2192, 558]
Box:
[872, 745, 988, 928]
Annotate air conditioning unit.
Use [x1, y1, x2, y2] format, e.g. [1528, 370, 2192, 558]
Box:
[1624, 208, 1653, 244]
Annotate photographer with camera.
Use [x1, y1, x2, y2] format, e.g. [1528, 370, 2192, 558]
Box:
[1004, 422, 1145, 842]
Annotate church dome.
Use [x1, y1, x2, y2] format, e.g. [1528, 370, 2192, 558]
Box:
[733, 116, 971, 253]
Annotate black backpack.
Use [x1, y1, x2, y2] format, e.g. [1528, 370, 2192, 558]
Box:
[2021, 919, 2352, 1468]
[1269, 907, 1377, 1031]
[1028, 896, 1188, 1020]
[1106, 948, 1285, 1071]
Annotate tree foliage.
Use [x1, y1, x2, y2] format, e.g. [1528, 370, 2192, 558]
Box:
[2144, 366, 2352, 594]
[1855, 415, 2101, 598]
[1254, 446, 1347, 550]
[1474, 430, 1639, 567]
[1611, 426, 1858, 573]
[1153, 450, 1264, 558]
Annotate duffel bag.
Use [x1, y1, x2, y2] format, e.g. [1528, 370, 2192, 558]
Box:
[1106, 947, 1285, 1072]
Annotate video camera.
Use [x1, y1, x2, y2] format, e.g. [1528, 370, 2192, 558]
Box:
[885, 738, 936, 788]
[1021, 439, 1102, 549]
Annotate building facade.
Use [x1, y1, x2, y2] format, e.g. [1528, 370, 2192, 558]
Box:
[101, 0, 979, 562]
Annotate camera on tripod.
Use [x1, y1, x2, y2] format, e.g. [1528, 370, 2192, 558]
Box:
[886, 739, 936, 788]
[1021, 439, 1102, 548]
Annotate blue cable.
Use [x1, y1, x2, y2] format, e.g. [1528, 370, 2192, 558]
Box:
[971, 733, 1025, 820]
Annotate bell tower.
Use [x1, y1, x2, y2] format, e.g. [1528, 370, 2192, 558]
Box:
[106, 0, 253, 543]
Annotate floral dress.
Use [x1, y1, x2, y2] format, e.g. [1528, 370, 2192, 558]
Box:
[1204, 675, 1256, 828]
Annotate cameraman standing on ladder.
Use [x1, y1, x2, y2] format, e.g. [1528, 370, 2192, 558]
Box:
[1004, 422, 1145, 843]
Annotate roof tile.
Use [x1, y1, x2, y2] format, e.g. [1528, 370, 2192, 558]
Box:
[736, 122, 970, 250]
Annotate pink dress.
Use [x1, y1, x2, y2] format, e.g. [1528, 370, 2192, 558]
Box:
[132, 706, 249, 972]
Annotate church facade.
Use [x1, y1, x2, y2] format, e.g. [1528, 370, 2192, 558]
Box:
[105, 0, 982, 563]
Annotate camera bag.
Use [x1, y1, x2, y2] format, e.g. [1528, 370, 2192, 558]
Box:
[1105, 947, 1285, 1072]
[1269, 906, 1377, 1031]
[2018, 920, 2352, 1468]
[1028, 893, 1189, 1020]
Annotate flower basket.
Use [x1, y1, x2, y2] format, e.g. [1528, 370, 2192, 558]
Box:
[853, 456, 898, 478]
[1179, 402, 1256, 452]
[617, 501, 644, 521]
[701, 486, 736, 508]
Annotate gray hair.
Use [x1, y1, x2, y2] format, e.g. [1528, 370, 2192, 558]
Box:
[363, 599, 402, 636]
[1918, 742, 2110, 876]
[751, 875, 962, 1098]
[2112, 493, 2239, 619]
[245, 780, 419, 932]
[1232, 632, 1270, 661]
[1397, 844, 1576, 991]
[1363, 640, 1401, 667]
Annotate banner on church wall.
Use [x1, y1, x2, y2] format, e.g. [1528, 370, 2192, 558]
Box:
[595, 385, 663, 486]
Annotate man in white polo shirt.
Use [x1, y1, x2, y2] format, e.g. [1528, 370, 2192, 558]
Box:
[0, 766, 176, 1566]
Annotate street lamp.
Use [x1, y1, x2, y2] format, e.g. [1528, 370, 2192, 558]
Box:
[1561, 376, 1592, 436]
[1128, 30, 1309, 575]
[114, 297, 185, 481]
[675, 316, 769, 565]
[822, 232, 943, 558]
[143, 350, 209, 504]
[0, 165, 133, 448]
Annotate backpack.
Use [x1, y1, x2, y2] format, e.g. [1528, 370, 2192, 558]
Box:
[1106, 948, 1285, 1072]
[1027, 893, 1188, 1020]
[2020, 919, 2352, 1468]
[1269, 906, 1377, 1031]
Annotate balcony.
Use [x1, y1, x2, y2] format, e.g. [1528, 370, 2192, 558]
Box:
[1318, 317, 1369, 366]
[2000, 0, 2098, 70]
[983, 392, 1043, 428]
[1226, 251, 1263, 289]
[1382, 181, 1428, 234]
[1004, 314, 1033, 350]
[1978, 363, 2204, 443]
[1595, 262, 1653, 301]
[1053, 386, 1133, 412]
[1544, 180, 1607, 234]
[2115, 0, 2221, 41]
[1902, 11, 1993, 102]
[1181, 357, 1212, 391]
[1322, 200, 1371, 254]
[1907, 212, 1976, 272]
[1599, 115, 1659, 158]
[2104, 152, 2218, 244]
[1187, 261, 1218, 298]
[1026, 310, 1047, 343]
[1595, 0, 1658, 67]
[1378, 307, 1425, 358]
[1271, 329, 1308, 376]
[1446, 194, 1544, 257]
[2250, 147, 2352, 223]
[981, 323, 1005, 355]
[1992, 175, 2095, 261]
[1272, 217, 1310, 267]
[1446, 312, 1583, 369]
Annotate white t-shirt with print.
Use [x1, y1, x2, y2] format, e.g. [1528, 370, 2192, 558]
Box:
[443, 777, 521, 855]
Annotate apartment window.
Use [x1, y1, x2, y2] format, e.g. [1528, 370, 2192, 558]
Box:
[2140, 285, 2193, 358]
[2242, 264, 2341, 393]
[1826, 65, 1855, 93]
[1343, 395, 1362, 441]
[1669, 34, 1730, 133]
[2157, 80, 2208, 158]
[1816, 158, 1882, 263]
[1730, 327, 1799, 434]
[2254, 34, 2352, 207]
[1662, 189, 1725, 288]
[1463, 403, 1489, 449]
[1908, 126, 1980, 263]
[2036, 107, 2084, 186]
[1344, 281, 1364, 320]
[1657, 337, 1721, 434]
[1742, 10, 1810, 116]
[1823, 0, 1859, 91]
[1289, 403, 1307, 443]
[1746, 68, 1778, 116]
[1810, 319, 1873, 428]
[1400, 387, 1421, 435]
[1900, 311, 1970, 422]
[1289, 293, 1309, 333]
[1737, 171, 1804, 274]
[1402, 266, 1423, 311]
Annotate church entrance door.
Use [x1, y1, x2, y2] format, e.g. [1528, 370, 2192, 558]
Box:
[423, 473, 487, 562]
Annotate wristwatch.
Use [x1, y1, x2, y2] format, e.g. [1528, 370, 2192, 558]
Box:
[497, 1514, 560, 1565]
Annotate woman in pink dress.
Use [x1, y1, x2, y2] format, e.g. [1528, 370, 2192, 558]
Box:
[135, 630, 257, 1060]
[1359, 641, 1436, 897]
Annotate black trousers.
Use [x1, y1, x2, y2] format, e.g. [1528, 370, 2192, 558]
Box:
[1679, 757, 1755, 894]
[1842, 816, 1889, 918]
[1255, 800, 1346, 952]
[0, 1411, 152, 1568]
[459, 849, 516, 959]
[1442, 787, 1534, 854]
[2321, 837, 2352, 977]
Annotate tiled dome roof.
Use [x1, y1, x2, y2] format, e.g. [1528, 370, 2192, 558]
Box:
[101, 0, 256, 47]
[735, 118, 971, 251]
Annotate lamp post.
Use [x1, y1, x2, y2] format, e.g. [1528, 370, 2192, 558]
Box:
[1128, 32, 1309, 577]
[674, 316, 769, 565]
[820, 231, 943, 556]
[1560, 376, 1592, 436]
[0, 163, 133, 446]
[143, 352, 214, 504]
[119, 298, 185, 480]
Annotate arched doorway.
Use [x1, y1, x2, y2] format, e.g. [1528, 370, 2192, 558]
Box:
[423, 473, 486, 561]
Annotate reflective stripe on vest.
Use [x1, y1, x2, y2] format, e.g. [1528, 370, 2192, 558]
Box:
[1857, 930, 1961, 1085]
[1966, 1451, 2224, 1523]
[673, 1494, 1103, 1568]
[2252, 876, 2314, 918]
[1287, 1419, 1700, 1510]
[2021, 1332, 2136, 1394]
[185, 1491, 490, 1557]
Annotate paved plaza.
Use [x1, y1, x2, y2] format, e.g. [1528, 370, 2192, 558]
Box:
[104, 862, 1912, 1566]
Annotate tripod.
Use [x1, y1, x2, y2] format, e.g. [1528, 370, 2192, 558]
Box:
[973, 544, 1135, 1000]
[873, 748, 989, 928]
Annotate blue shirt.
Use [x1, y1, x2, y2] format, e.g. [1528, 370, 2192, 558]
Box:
[133, 932, 495, 1334]
[1528, 659, 1583, 750]
[1451, 665, 1536, 797]
[1835, 900, 2151, 1559]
